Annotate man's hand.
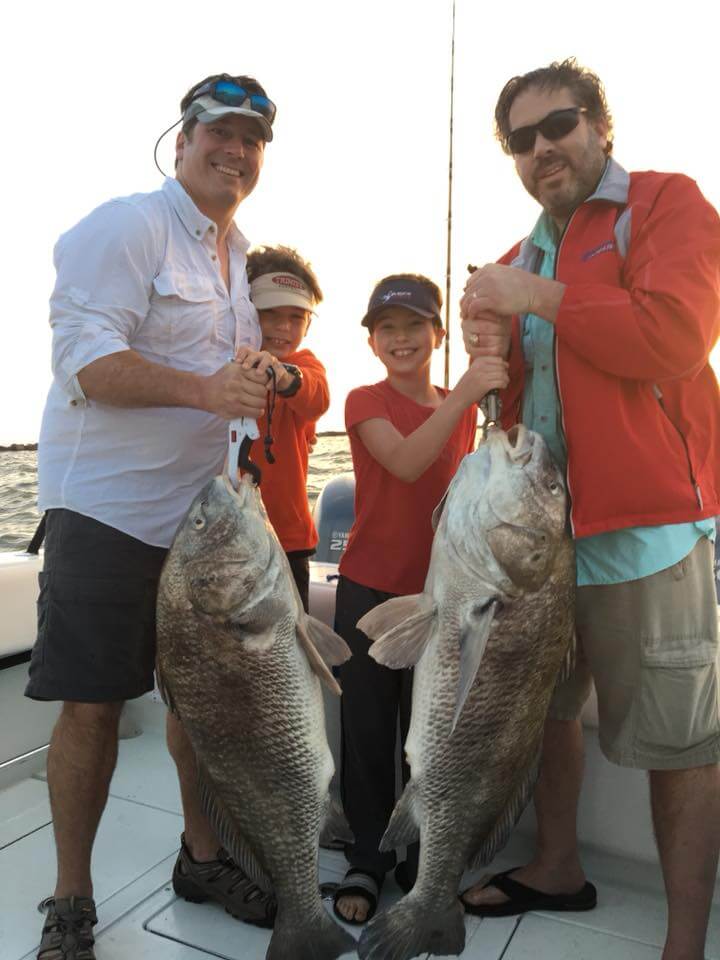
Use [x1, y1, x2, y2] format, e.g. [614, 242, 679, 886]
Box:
[461, 263, 538, 317]
[460, 309, 512, 360]
[461, 264, 565, 324]
[200, 360, 269, 420]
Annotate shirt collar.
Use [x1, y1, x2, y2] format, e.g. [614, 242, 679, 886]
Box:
[162, 178, 251, 254]
[586, 156, 630, 205]
[519, 156, 631, 266]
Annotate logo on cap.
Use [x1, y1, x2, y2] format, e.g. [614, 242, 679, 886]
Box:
[272, 275, 305, 290]
[379, 290, 412, 303]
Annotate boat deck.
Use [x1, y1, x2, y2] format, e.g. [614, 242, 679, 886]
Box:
[2, 705, 719, 960]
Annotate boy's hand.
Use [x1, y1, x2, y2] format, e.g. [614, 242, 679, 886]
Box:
[235, 347, 295, 393]
[452, 356, 509, 406]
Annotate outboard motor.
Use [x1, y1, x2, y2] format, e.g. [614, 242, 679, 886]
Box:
[312, 473, 355, 564]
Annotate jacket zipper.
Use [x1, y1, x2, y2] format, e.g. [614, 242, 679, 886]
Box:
[552, 213, 577, 535]
[653, 385, 704, 508]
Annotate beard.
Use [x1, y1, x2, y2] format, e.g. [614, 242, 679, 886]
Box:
[527, 143, 607, 225]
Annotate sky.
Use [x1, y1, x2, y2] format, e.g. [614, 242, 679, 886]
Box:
[1, 0, 719, 443]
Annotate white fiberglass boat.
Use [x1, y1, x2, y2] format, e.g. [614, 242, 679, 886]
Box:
[0, 478, 718, 960]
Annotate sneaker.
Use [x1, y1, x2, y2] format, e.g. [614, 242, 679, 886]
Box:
[37, 896, 97, 959]
[172, 834, 276, 928]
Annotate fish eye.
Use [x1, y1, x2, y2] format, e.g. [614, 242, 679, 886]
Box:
[193, 516, 206, 529]
[548, 480, 562, 495]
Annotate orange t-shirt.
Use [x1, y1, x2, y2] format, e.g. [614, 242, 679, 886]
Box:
[258, 349, 329, 552]
[339, 380, 477, 595]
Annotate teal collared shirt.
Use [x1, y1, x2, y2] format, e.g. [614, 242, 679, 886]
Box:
[520, 211, 715, 586]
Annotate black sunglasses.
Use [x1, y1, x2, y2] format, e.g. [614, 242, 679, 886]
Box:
[506, 106, 588, 155]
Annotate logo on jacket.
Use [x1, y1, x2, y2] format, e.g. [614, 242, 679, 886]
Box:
[581, 240, 615, 262]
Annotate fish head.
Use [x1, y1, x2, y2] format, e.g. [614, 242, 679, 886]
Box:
[168, 473, 281, 621]
[483, 424, 568, 589]
[440, 425, 567, 592]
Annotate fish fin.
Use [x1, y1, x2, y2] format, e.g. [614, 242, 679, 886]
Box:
[431, 489, 450, 531]
[358, 896, 465, 960]
[379, 781, 420, 852]
[304, 615, 352, 666]
[154, 663, 178, 718]
[196, 762, 272, 892]
[319, 794, 354, 847]
[296, 621, 343, 696]
[451, 597, 502, 734]
[555, 628, 577, 686]
[359, 595, 436, 669]
[467, 749, 542, 869]
[268, 909, 355, 960]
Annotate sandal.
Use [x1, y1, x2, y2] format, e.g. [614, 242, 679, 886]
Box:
[332, 868, 382, 925]
[37, 896, 97, 959]
[460, 867, 597, 918]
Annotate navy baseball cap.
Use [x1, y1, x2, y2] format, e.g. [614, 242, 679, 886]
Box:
[361, 277, 443, 329]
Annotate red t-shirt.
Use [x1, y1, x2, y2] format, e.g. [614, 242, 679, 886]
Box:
[258, 349, 329, 552]
[339, 380, 477, 594]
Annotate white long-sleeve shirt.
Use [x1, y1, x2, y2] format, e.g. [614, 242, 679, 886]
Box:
[38, 178, 262, 547]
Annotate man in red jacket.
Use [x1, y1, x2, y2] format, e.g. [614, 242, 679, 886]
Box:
[460, 58, 720, 960]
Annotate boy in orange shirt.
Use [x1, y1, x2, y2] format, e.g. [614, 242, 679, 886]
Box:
[245, 246, 329, 611]
[332, 273, 508, 924]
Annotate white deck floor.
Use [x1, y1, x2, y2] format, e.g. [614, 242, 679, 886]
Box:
[2, 719, 718, 960]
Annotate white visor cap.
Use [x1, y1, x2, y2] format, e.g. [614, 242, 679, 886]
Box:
[250, 272, 316, 312]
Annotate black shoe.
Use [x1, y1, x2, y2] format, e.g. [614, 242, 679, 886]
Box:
[37, 896, 97, 959]
[172, 834, 276, 928]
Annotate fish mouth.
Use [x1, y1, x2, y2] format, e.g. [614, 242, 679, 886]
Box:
[498, 424, 534, 465]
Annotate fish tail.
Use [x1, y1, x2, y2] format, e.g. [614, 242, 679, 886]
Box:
[357, 893, 465, 960]
[267, 907, 355, 960]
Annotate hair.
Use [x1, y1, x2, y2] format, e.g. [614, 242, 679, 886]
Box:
[246, 245, 323, 305]
[179, 73, 268, 139]
[367, 272, 443, 332]
[494, 58, 613, 156]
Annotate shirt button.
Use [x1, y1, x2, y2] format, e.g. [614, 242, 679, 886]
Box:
[195, 229, 201, 236]
[540, 364, 548, 372]
[540, 415, 548, 422]
[211, 254, 217, 261]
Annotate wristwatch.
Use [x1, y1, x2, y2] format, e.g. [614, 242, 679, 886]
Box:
[277, 363, 303, 398]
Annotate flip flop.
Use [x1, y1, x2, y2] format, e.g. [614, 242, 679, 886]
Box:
[460, 867, 597, 918]
[332, 869, 382, 925]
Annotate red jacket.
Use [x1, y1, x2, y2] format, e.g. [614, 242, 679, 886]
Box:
[499, 160, 720, 537]
[258, 349, 330, 552]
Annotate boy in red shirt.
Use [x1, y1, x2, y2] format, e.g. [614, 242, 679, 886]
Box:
[333, 273, 508, 924]
[246, 246, 329, 611]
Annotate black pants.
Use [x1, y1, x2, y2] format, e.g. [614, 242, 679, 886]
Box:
[334, 575, 418, 882]
[286, 550, 311, 613]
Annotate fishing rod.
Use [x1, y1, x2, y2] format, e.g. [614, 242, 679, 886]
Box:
[443, 0, 456, 390]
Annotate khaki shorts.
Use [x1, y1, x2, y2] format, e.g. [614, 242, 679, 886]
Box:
[549, 537, 720, 769]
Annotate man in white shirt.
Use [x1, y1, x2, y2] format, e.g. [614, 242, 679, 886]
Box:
[28, 74, 279, 959]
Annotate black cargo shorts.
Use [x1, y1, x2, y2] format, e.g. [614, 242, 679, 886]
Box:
[25, 509, 168, 703]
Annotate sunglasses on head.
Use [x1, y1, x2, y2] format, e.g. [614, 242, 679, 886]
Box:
[191, 80, 276, 125]
[506, 106, 587, 155]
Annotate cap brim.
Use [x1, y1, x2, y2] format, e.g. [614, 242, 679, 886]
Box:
[188, 98, 273, 141]
[361, 304, 436, 328]
[252, 289, 315, 312]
